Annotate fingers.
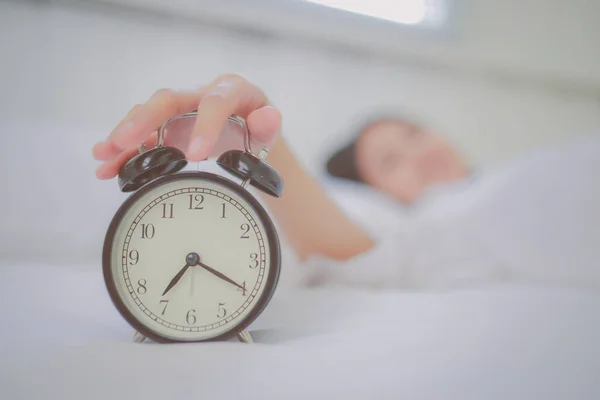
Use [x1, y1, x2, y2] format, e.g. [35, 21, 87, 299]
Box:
[92, 140, 121, 161]
[93, 104, 145, 161]
[186, 81, 238, 161]
[92, 88, 203, 166]
[187, 76, 270, 161]
[95, 146, 140, 180]
[109, 88, 203, 152]
[95, 132, 158, 179]
[246, 106, 282, 147]
[93, 74, 279, 178]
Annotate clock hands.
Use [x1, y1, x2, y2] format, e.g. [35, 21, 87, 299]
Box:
[162, 252, 244, 297]
[196, 261, 245, 291]
[162, 253, 202, 296]
[190, 267, 195, 296]
[162, 263, 191, 296]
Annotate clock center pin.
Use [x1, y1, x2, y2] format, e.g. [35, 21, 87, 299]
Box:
[186, 252, 200, 266]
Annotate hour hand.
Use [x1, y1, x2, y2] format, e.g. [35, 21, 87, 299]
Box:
[162, 263, 191, 296]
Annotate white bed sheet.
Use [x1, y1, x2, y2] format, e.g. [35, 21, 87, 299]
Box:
[1, 262, 599, 400]
[314, 134, 600, 292]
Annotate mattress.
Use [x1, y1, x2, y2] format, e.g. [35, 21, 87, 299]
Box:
[1, 261, 599, 400]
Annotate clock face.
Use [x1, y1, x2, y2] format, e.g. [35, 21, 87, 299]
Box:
[103, 172, 280, 342]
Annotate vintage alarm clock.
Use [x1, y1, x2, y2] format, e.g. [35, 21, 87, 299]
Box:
[102, 113, 283, 344]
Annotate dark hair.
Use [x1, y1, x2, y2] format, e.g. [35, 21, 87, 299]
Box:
[325, 140, 361, 182]
[325, 115, 423, 182]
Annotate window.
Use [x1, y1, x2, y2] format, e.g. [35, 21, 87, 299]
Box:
[302, 0, 446, 26]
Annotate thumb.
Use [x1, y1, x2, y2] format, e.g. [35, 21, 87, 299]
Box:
[246, 106, 282, 149]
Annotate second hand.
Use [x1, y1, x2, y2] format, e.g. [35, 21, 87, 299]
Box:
[190, 267, 194, 296]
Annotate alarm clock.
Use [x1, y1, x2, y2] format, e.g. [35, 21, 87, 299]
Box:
[102, 113, 283, 344]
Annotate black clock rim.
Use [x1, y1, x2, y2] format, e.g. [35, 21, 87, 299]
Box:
[102, 171, 281, 344]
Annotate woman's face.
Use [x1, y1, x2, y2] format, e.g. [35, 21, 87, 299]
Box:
[354, 120, 468, 204]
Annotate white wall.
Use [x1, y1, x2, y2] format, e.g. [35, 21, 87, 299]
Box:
[1, 0, 599, 263]
[101, 0, 600, 88]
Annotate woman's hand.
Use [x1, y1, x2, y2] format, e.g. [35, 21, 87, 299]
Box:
[92, 74, 282, 179]
[92, 73, 373, 262]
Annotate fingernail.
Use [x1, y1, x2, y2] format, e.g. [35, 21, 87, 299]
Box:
[187, 136, 203, 158]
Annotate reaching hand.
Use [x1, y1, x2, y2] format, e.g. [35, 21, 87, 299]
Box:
[92, 74, 282, 180]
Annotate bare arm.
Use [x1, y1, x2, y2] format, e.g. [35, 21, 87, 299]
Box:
[92, 74, 374, 262]
[262, 136, 374, 261]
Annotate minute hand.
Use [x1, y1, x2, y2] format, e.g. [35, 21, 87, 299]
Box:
[197, 261, 244, 290]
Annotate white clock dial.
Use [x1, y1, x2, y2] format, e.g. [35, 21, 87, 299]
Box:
[105, 174, 278, 342]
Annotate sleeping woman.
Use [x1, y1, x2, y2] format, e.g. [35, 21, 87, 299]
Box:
[324, 115, 470, 205]
[92, 74, 600, 290]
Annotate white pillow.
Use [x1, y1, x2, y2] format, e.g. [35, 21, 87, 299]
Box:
[318, 176, 410, 239]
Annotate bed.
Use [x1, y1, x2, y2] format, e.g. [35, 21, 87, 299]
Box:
[1, 261, 599, 400]
[3, 136, 600, 399]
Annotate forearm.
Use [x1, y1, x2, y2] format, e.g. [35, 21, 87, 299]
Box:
[261, 136, 375, 261]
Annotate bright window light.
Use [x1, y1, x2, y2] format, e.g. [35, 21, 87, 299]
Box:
[302, 0, 444, 26]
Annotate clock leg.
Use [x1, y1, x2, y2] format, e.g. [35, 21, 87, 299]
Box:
[237, 329, 253, 344]
[132, 331, 147, 343]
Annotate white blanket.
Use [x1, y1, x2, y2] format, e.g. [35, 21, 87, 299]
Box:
[309, 134, 600, 291]
[1, 262, 600, 400]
